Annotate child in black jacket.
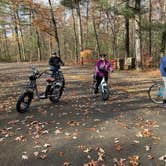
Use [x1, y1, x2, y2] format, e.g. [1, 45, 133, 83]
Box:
[49, 51, 64, 78]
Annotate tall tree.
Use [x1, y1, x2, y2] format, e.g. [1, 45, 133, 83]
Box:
[135, 0, 142, 70]
[48, 0, 61, 56]
[125, 0, 130, 57]
[149, 0, 152, 56]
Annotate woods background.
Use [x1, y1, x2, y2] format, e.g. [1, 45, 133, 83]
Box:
[0, 0, 166, 69]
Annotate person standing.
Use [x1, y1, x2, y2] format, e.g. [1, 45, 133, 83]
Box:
[160, 53, 166, 106]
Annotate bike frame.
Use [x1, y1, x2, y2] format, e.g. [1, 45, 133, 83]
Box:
[24, 69, 48, 99]
[99, 77, 108, 93]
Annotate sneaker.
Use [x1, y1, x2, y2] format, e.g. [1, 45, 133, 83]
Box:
[39, 93, 46, 99]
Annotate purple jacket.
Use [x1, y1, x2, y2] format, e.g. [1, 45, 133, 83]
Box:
[95, 60, 112, 77]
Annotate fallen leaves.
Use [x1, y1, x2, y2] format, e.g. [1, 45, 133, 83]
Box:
[22, 154, 28, 160]
[43, 143, 51, 148]
[136, 129, 153, 138]
[128, 155, 140, 166]
[67, 120, 80, 127]
[8, 120, 20, 125]
[96, 147, 105, 161]
[159, 155, 166, 162]
[114, 138, 122, 151]
[87, 127, 97, 132]
[113, 158, 126, 166]
[40, 154, 47, 160]
[33, 151, 39, 157]
[144, 145, 151, 152]
[84, 160, 98, 166]
[64, 161, 71, 166]
[15, 135, 26, 142]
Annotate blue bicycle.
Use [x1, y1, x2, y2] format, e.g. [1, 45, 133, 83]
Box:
[148, 82, 164, 104]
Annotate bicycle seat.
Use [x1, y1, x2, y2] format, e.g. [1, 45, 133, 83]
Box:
[46, 77, 55, 82]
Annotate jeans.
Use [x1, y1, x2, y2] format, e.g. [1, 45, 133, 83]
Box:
[162, 76, 166, 100]
[50, 66, 58, 78]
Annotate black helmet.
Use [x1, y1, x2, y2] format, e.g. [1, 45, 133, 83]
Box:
[99, 53, 107, 57]
[51, 51, 57, 55]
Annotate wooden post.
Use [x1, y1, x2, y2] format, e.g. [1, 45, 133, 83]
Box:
[81, 57, 84, 66]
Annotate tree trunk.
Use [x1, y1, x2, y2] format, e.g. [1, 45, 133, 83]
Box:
[16, 10, 26, 61]
[125, 0, 130, 57]
[3, 27, 10, 60]
[13, 12, 22, 62]
[48, 0, 61, 57]
[135, 0, 142, 70]
[92, 12, 100, 54]
[149, 0, 152, 56]
[76, 1, 83, 51]
[36, 30, 42, 61]
[31, 10, 42, 61]
[85, 0, 90, 47]
[72, 8, 79, 63]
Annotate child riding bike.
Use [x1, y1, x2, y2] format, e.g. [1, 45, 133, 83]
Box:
[49, 51, 64, 80]
[94, 53, 113, 94]
[40, 51, 65, 98]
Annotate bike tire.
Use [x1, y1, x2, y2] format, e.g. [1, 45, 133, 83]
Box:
[148, 83, 163, 104]
[101, 86, 110, 101]
[49, 86, 62, 103]
[16, 92, 33, 113]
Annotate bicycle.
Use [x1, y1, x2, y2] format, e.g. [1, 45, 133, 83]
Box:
[93, 76, 110, 101]
[148, 82, 164, 104]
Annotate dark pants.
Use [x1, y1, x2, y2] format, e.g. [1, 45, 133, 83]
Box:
[50, 66, 59, 78]
[94, 75, 108, 93]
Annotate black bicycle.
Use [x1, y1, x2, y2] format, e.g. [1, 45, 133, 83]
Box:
[16, 67, 65, 113]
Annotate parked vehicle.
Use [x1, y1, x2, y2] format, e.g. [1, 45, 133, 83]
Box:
[16, 67, 65, 113]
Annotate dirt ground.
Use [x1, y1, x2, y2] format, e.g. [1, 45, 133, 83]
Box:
[0, 63, 166, 166]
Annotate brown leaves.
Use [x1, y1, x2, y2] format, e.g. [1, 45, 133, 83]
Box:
[15, 135, 26, 142]
[114, 138, 122, 151]
[40, 154, 47, 160]
[64, 161, 71, 166]
[8, 120, 19, 125]
[136, 129, 153, 138]
[113, 158, 126, 166]
[67, 121, 80, 127]
[96, 147, 105, 162]
[115, 120, 129, 129]
[114, 143, 122, 151]
[84, 160, 99, 166]
[128, 155, 140, 166]
[87, 127, 97, 132]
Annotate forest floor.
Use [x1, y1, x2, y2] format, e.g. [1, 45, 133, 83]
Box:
[0, 63, 166, 166]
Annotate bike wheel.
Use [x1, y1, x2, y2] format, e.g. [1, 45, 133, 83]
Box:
[49, 86, 62, 103]
[148, 83, 163, 104]
[101, 86, 110, 101]
[16, 92, 33, 113]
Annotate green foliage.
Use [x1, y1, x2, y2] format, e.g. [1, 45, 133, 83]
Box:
[119, 6, 135, 18]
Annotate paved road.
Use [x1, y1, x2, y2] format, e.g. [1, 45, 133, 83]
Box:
[0, 63, 165, 166]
